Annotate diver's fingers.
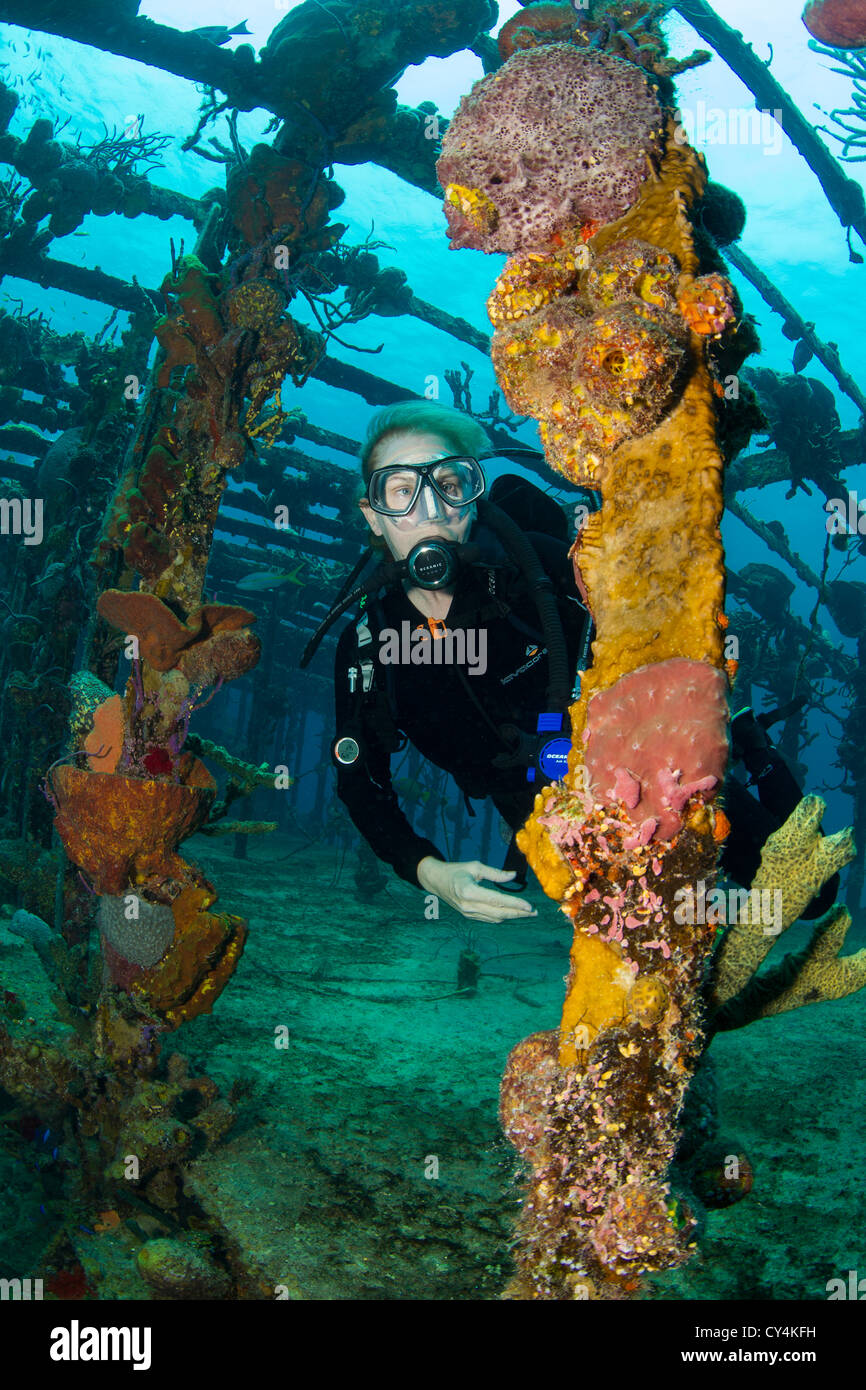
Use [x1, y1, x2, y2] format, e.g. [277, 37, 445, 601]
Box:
[462, 902, 536, 922]
[460, 882, 536, 918]
[468, 863, 516, 883]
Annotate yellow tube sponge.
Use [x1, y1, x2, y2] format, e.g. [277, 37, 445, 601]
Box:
[711, 794, 857, 1009]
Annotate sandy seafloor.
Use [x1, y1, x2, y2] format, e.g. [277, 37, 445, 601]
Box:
[1, 829, 864, 1302]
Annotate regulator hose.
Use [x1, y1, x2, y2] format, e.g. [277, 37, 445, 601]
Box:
[477, 498, 573, 712]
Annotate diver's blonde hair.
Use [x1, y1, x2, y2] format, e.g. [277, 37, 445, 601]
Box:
[359, 400, 492, 481]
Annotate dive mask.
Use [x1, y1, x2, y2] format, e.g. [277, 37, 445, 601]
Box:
[366, 456, 486, 518]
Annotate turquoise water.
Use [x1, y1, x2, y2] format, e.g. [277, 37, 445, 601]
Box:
[0, 0, 863, 1304]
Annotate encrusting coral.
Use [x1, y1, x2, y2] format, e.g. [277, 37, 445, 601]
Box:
[43, 113, 334, 1042]
[495, 0, 711, 77]
[3, 103, 353, 1294]
[52, 119, 338, 1043]
[439, 5, 863, 1302]
[484, 123, 740, 486]
[94, 237, 328, 607]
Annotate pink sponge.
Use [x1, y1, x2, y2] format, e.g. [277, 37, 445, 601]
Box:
[436, 44, 664, 254]
[583, 659, 729, 842]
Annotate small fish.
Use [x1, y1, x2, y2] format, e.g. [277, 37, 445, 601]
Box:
[282, 562, 307, 587]
[42, 1128, 50, 1142]
[191, 21, 251, 45]
[237, 562, 305, 592]
[236, 571, 289, 592]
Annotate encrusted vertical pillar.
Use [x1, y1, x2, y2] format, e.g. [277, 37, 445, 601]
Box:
[52, 145, 339, 1032]
[438, 12, 742, 1299]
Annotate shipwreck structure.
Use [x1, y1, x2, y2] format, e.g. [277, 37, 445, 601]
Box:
[0, 0, 863, 1301]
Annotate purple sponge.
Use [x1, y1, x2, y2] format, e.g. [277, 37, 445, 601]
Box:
[437, 44, 664, 254]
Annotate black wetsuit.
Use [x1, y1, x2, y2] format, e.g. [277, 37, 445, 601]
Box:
[334, 523, 835, 916]
[334, 524, 591, 885]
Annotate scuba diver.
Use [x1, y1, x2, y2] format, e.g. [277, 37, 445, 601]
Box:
[301, 401, 838, 925]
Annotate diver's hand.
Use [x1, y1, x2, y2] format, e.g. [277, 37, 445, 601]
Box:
[417, 857, 537, 923]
